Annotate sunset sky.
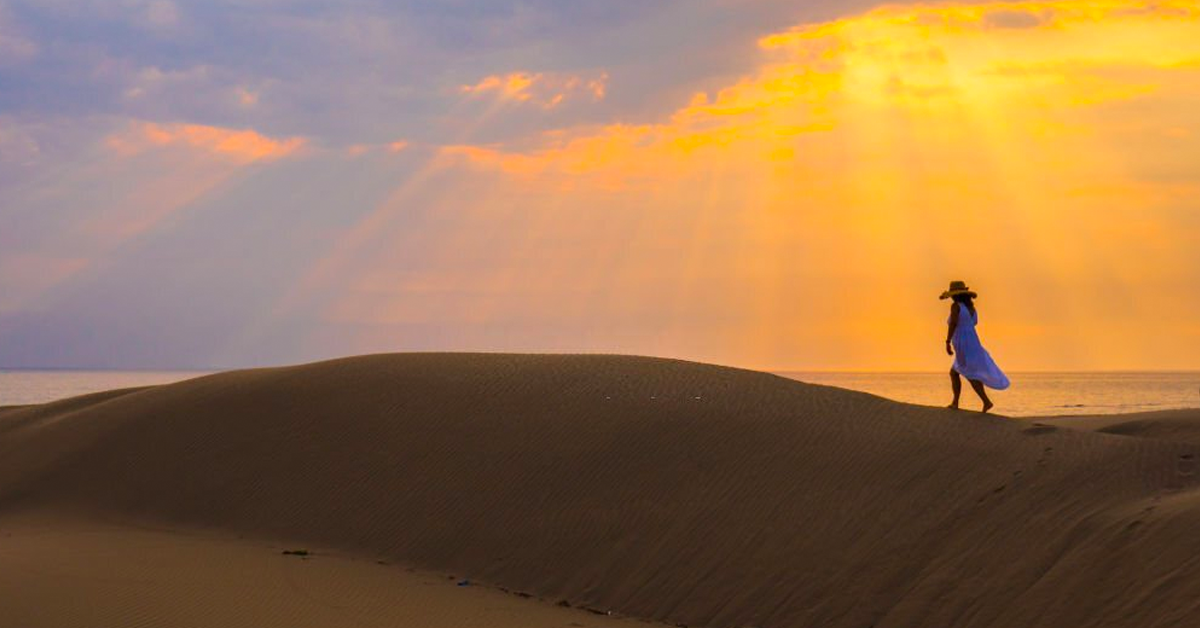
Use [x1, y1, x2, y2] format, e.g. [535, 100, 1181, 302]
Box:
[1, 0, 1198, 370]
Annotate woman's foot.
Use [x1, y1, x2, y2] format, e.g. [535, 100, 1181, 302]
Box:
[947, 401, 960, 410]
[981, 400, 994, 413]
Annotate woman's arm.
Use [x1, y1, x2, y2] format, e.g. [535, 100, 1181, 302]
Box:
[945, 303, 959, 355]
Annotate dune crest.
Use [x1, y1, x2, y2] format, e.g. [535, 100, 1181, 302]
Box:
[2, 353, 1199, 628]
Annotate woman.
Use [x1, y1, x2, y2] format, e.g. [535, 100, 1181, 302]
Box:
[941, 280, 1009, 412]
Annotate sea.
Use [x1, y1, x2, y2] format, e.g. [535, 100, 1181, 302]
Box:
[1, 369, 1198, 418]
[778, 371, 1200, 417]
[0, 371, 210, 407]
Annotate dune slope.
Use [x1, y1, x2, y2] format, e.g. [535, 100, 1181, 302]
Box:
[1, 354, 1198, 628]
[1042, 409, 1200, 446]
[0, 512, 636, 628]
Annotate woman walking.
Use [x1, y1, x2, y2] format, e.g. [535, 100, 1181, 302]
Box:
[942, 281, 1009, 412]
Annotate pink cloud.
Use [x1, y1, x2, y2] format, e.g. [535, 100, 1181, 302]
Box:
[342, 139, 410, 157]
[106, 121, 305, 163]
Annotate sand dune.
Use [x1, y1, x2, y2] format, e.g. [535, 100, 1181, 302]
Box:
[0, 512, 635, 628]
[1042, 409, 1200, 446]
[2, 354, 1199, 628]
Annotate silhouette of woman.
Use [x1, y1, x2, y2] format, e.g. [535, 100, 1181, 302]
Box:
[942, 281, 1009, 412]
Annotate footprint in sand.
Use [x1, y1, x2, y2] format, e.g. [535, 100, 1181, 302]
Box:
[976, 483, 1008, 503]
[1178, 454, 1196, 477]
[1022, 424, 1057, 436]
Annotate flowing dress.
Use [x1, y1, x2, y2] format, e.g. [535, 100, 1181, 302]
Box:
[950, 302, 1010, 390]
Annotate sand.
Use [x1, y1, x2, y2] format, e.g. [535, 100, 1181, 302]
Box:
[1041, 409, 1200, 446]
[0, 512, 633, 628]
[1, 353, 1198, 628]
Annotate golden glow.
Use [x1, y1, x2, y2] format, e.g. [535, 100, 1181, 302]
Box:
[10, 2, 1198, 370]
[172, 0, 1196, 371]
[447, 2, 1200, 179]
[313, 0, 1196, 371]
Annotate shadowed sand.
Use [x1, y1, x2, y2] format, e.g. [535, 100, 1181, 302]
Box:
[1041, 410, 1200, 446]
[2, 354, 1199, 628]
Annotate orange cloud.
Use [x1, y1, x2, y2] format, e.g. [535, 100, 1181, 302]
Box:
[391, 0, 1200, 370]
[106, 121, 305, 163]
[444, 1, 1200, 184]
[459, 71, 608, 108]
[341, 140, 411, 157]
[235, 87, 259, 107]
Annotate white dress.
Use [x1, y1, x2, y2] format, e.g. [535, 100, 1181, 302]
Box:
[950, 303, 1010, 390]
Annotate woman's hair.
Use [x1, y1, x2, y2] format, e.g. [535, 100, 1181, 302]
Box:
[952, 292, 977, 315]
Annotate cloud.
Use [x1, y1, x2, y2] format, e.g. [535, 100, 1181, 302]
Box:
[120, 64, 211, 102]
[343, 139, 412, 158]
[0, 115, 288, 317]
[0, 12, 36, 65]
[3, 0, 1200, 370]
[395, 0, 1200, 369]
[448, 0, 1200, 180]
[0, 117, 40, 165]
[981, 8, 1056, 29]
[0, 0, 883, 147]
[105, 120, 305, 163]
[235, 87, 258, 108]
[140, 0, 180, 32]
[459, 71, 608, 108]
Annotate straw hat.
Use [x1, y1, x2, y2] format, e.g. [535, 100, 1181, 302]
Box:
[939, 280, 977, 300]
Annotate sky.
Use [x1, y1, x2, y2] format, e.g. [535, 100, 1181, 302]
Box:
[1, 0, 1198, 371]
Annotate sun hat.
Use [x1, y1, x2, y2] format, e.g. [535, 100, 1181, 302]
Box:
[939, 280, 977, 300]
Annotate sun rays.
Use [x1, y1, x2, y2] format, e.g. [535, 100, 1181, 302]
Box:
[312, 0, 1200, 368]
[5, 1, 1199, 369]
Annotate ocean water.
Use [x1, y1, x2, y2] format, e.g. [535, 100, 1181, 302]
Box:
[0, 371, 210, 407]
[778, 371, 1200, 417]
[2, 369, 1198, 418]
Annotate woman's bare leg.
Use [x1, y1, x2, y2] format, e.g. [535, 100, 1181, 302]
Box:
[948, 368, 962, 409]
[969, 379, 994, 413]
